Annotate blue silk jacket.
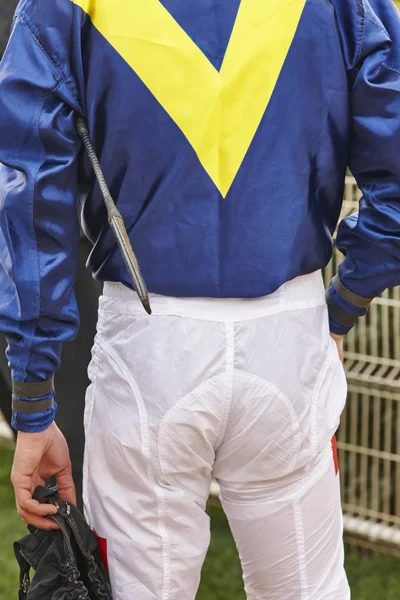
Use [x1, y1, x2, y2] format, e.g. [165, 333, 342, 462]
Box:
[1, 0, 400, 431]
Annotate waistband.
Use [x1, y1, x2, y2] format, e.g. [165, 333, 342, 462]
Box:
[101, 271, 326, 322]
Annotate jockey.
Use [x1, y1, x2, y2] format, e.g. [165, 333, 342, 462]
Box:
[1, 1, 400, 598]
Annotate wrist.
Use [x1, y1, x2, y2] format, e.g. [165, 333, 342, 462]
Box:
[15, 423, 55, 463]
[330, 332, 344, 342]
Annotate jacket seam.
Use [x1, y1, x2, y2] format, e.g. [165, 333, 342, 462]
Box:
[16, 16, 84, 113]
[356, 1, 366, 66]
[20, 93, 46, 381]
[357, 5, 390, 66]
[13, 0, 32, 19]
[364, 15, 389, 37]
[21, 81, 63, 382]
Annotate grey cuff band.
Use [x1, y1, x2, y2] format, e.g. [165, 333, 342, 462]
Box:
[12, 397, 55, 414]
[12, 378, 54, 400]
[332, 274, 373, 309]
[325, 289, 359, 328]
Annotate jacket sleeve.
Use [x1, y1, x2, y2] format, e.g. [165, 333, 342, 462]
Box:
[327, 0, 400, 334]
[0, 16, 82, 432]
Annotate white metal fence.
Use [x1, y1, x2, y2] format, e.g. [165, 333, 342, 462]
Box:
[323, 177, 400, 554]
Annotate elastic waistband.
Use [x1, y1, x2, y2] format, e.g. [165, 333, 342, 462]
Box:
[101, 271, 326, 322]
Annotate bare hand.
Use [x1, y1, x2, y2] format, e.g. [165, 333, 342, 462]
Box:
[11, 422, 76, 530]
[330, 332, 344, 363]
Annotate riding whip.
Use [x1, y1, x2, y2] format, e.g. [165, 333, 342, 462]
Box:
[75, 115, 151, 315]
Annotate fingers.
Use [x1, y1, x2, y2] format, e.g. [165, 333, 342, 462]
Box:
[18, 510, 59, 531]
[16, 487, 57, 515]
[15, 488, 58, 530]
[17, 493, 58, 517]
[56, 466, 77, 506]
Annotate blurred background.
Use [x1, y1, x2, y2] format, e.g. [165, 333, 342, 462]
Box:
[1, 1, 400, 599]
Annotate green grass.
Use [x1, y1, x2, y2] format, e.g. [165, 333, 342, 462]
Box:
[0, 444, 26, 600]
[1, 444, 400, 599]
[200, 502, 400, 599]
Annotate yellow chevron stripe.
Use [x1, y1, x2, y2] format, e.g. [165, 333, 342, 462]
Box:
[72, 0, 306, 196]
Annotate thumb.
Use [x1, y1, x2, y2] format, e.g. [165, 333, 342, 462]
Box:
[56, 465, 77, 506]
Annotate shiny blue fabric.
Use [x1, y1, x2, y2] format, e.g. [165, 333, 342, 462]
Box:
[336, 2, 400, 305]
[158, 0, 242, 71]
[1, 0, 400, 431]
[0, 7, 82, 431]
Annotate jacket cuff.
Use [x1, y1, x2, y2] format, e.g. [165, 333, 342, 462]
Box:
[326, 274, 373, 334]
[11, 378, 56, 433]
[12, 378, 54, 399]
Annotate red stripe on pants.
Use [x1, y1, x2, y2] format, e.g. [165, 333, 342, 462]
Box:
[95, 532, 109, 571]
[332, 435, 339, 475]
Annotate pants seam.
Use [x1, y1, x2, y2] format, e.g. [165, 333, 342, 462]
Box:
[216, 322, 235, 448]
[293, 497, 309, 600]
[97, 335, 172, 600]
[158, 375, 224, 486]
[155, 485, 171, 600]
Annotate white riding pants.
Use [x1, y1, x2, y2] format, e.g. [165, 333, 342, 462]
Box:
[83, 271, 350, 599]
